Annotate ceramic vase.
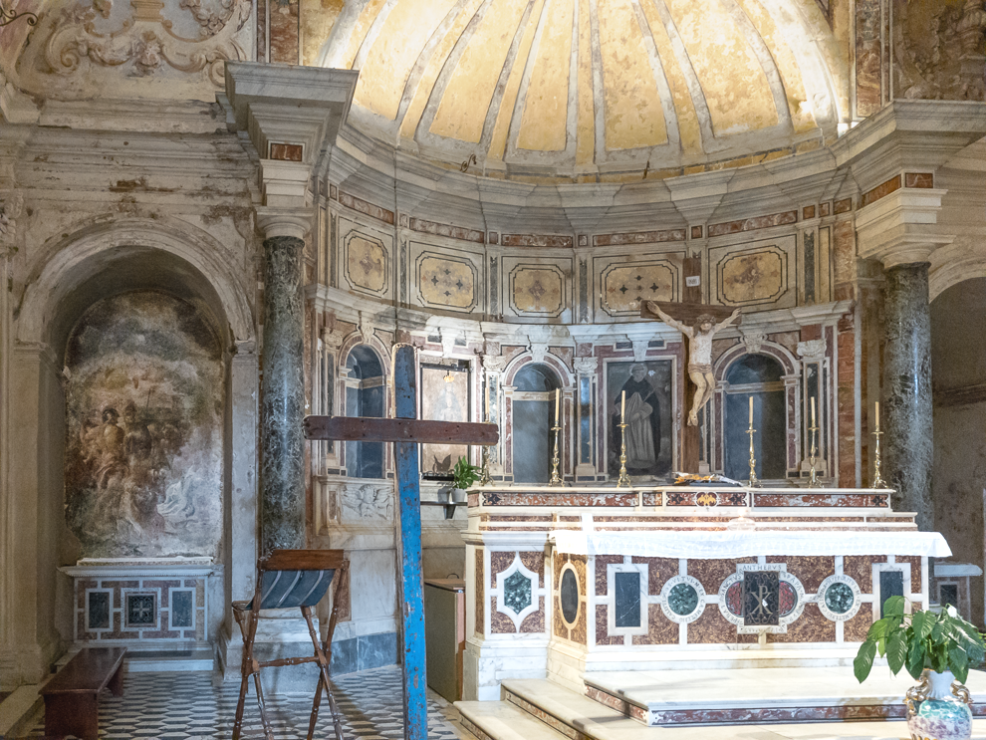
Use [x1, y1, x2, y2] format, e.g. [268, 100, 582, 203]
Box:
[906, 669, 973, 740]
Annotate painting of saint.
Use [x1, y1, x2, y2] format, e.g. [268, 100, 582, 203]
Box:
[420, 363, 470, 474]
[607, 360, 673, 477]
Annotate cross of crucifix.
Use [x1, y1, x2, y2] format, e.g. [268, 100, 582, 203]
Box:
[304, 345, 497, 740]
[639, 258, 741, 472]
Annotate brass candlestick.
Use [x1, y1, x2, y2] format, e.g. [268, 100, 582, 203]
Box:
[478, 444, 493, 486]
[746, 422, 761, 488]
[870, 427, 886, 489]
[806, 423, 823, 488]
[549, 424, 563, 487]
[616, 422, 632, 488]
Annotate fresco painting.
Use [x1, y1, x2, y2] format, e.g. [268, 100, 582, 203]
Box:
[420, 363, 469, 475]
[64, 292, 223, 559]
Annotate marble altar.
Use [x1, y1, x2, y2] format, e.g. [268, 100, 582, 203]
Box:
[461, 484, 950, 715]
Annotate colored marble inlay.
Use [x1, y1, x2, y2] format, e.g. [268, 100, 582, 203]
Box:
[503, 570, 532, 615]
[880, 570, 904, 617]
[724, 581, 743, 616]
[127, 594, 156, 627]
[560, 569, 579, 624]
[743, 571, 779, 626]
[668, 582, 699, 616]
[825, 582, 855, 614]
[88, 592, 110, 630]
[171, 591, 193, 629]
[614, 572, 641, 627]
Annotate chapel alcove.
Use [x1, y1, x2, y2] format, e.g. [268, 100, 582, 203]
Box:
[723, 354, 787, 482]
[511, 363, 561, 484]
[345, 345, 385, 479]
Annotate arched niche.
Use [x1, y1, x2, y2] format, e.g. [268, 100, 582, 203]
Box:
[344, 344, 386, 479]
[722, 354, 787, 481]
[5, 221, 257, 684]
[510, 363, 562, 484]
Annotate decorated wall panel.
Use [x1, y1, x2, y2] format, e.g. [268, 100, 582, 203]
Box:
[594, 251, 684, 319]
[410, 242, 482, 314]
[339, 219, 393, 300]
[64, 292, 223, 559]
[709, 235, 797, 310]
[502, 256, 572, 322]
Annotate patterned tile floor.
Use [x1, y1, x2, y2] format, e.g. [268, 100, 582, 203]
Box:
[29, 665, 468, 740]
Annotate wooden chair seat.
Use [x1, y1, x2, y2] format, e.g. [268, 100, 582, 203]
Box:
[39, 647, 126, 740]
[232, 549, 348, 740]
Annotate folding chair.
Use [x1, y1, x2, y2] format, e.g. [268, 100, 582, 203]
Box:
[231, 549, 348, 740]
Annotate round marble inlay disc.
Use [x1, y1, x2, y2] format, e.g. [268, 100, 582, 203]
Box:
[825, 582, 855, 614]
[560, 568, 579, 624]
[668, 582, 699, 616]
[779, 580, 798, 617]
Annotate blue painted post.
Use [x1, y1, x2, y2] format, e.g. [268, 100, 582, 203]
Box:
[392, 345, 428, 740]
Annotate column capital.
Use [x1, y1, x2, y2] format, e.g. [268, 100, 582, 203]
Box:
[256, 207, 312, 241]
[855, 187, 954, 268]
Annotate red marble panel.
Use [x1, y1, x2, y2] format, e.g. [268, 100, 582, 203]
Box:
[752, 493, 888, 507]
[595, 555, 623, 596]
[905, 172, 934, 189]
[490, 551, 515, 586]
[553, 595, 568, 639]
[687, 604, 756, 644]
[803, 205, 816, 219]
[844, 555, 885, 592]
[833, 198, 853, 214]
[633, 603, 679, 645]
[77, 612, 96, 642]
[897, 555, 923, 593]
[268, 0, 299, 64]
[482, 491, 638, 506]
[633, 556, 679, 595]
[687, 558, 755, 595]
[691, 226, 703, 239]
[475, 549, 484, 636]
[768, 604, 835, 643]
[861, 176, 901, 208]
[707, 210, 797, 237]
[766, 556, 834, 593]
[77, 579, 97, 609]
[819, 202, 831, 217]
[409, 217, 484, 243]
[838, 324, 856, 485]
[519, 551, 545, 578]
[571, 599, 587, 644]
[593, 229, 686, 246]
[501, 234, 574, 248]
[595, 605, 623, 645]
[490, 597, 516, 634]
[143, 580, 180, 608]
[844, 607, 874, 642]
[339, 192, 395, 225]
[520, 598, 545, 633]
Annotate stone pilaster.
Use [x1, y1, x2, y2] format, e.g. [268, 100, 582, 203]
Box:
[260, 232, 307, 553]
[882, 262, 934, 530]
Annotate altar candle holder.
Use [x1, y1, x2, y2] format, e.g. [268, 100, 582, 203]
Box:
[478, 444, 494, 486]
[616, 422, 632, 488]
[870, 428, 887, 489]
[806, 423, 823, 488]
[549, 424, 564, 487]
[746, 422, 762, 489]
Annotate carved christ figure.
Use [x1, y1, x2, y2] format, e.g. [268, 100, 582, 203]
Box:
[646, 302, 741, 427]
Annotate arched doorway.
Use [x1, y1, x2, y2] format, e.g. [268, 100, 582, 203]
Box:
[511, 363, 561, 484]
[345, 345, 385, 479]
[724, 354, 787, 481]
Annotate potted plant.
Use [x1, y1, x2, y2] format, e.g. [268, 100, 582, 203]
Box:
[449, 456, 480, 503]
[854, 595, 985, 740]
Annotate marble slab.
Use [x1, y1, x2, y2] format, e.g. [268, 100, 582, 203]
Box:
[585, 666, 986, 725]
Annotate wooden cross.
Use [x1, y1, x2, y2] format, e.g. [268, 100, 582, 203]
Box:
[304, 345, 498, 740]
[639, 258, 738, 472]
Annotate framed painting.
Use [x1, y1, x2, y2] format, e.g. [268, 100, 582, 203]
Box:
[420, 362, 470, 475]
[605, 359, 674, 477]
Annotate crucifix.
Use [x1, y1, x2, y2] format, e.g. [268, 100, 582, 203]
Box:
[304, 345, 498, 740]
[639, 259, 741, 472]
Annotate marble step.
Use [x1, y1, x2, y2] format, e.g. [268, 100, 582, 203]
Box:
[456, 700, 569, 740]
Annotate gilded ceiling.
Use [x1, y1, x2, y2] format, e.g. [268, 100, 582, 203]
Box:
[319, 0, 844, 177]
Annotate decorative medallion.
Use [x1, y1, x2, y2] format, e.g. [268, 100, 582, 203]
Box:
[600, 261, 676, 316]
[560, 565, 580, 626]
[696, 492, 718, 507]
[817, 574, 863, 621]
[509, 264, 566, 317]
[503, 570, 532, 615]
[345, 234, 388, 296]
[494, 553, 541, 630]
[417, 254, 477, 311]
[659, 574, 706, 624]
[743, 571, 780, 627]
[718, 564, 806, 633]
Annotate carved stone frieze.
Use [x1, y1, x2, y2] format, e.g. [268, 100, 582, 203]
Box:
[797, 338, 827, 362]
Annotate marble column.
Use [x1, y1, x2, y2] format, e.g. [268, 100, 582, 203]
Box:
[883, 262, 933, 531]
[261, 234, 307, 554]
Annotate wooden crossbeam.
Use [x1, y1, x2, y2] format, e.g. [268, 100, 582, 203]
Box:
[303, 416, 499, 445]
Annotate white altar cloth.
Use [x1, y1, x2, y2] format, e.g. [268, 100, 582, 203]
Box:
[550, 529, 952, 559]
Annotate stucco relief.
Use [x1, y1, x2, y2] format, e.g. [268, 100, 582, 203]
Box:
[11, 0, 251, 99]
[417, 254, 476, 311]
[719, 249, 785, 305]
[344, 233, 388, 296]
[63, 291, 223, 559]
[601, 261, 676, 316]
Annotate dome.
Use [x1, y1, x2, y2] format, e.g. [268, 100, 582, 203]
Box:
[320, 0, 843, 179]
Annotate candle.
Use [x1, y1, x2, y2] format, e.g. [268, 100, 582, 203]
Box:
[811, 396, 816, 427]
[485, 383, 490, 420]
[621, 390, 626, 422]
[555, 388, 560, 425]
[875, 401, 880, 432]
[748, 396, 753, 426]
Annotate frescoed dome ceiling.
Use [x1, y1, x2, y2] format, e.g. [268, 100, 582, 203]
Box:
[320, 0, 843, 178]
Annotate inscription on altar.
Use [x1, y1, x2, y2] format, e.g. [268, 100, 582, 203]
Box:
[743, 570, 780, 627]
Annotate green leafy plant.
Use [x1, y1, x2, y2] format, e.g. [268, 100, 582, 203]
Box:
[854, 596, 986, 684]
[451, 456, 480, 490]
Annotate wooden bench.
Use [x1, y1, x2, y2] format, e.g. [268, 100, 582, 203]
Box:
[39, 647, 126, 740]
